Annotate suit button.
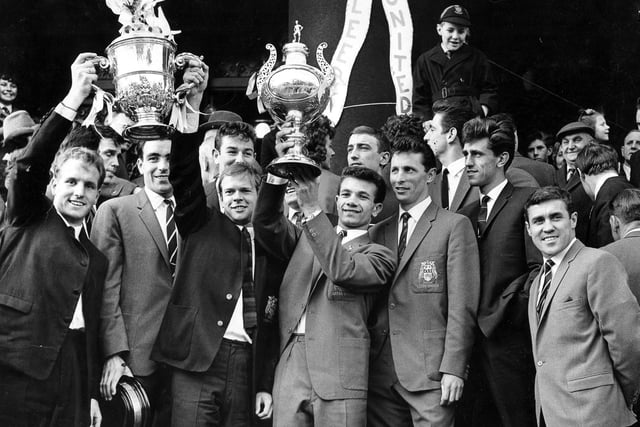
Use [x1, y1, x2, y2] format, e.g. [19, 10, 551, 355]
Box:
[536, 360, 543, 367]
[389, 303, 396, 310]
[226, 293, 233, 300]
[80, 259, 87, 267]
[217, 320, 224, 327]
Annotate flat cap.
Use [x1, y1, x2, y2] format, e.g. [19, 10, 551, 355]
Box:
[556, 121, 594, 141]
[199, 110, 243, 133]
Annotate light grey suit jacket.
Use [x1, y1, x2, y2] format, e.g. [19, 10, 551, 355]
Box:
[602, 229, 640, 304]
[528, 240, 640, 427]
[91, 190, 176, 375]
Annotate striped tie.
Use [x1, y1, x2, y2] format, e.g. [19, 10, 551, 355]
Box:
[241, 227, 257, 334]
[164, 199, 178, 277]
[536, 259, 555, 321]
[398, 212, 410, 259]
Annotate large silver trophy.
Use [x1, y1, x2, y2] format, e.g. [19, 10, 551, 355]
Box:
[257, 21, 335, 178]
[91, 0, 201, 140]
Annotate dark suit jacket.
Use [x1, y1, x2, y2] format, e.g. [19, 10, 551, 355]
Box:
[529, 241, 640, 426]
[506, 167, 540, 189]
[91, 190, 174, 376]
[630, 150, 640, 188]
[253, 182, 396, 400]
[0, 111, 106, 399]
[429, 165, 479, 212]
[602, 230, 640, 304]
[369, 204, 480, 391]
[556, 165, 592, 243]
[459, 182, 541, 337]
[152, 131, 283, 396]
[512, 153, 557, 187]
[586, 175, 634, 248]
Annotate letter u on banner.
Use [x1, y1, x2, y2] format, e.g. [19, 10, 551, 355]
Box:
[382, 0, 413, 115]
[323, 0, 373, 125]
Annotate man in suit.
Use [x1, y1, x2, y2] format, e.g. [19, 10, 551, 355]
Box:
[346, 125, 397, 221]
[554, 122, 594, 242]
[602, 188, 640, 303]
[367, 135, 480, 426]
[458, 116, 541, 427]
[425, 99, 477, 212]
[152, 61, 282, 426]
[524, 186, 640, 427]
[253, 166, 396, 427]
[91, 137, 177, 425]
[0, 53, 106, 427]
[575, 143, 634, 248]
[620, 130, 640, 182]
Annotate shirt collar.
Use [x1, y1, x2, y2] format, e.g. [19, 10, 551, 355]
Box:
[399, 196, 432, 222]
[445, 157, 466, 177]
[56, 210, 82, 239]
[593, 172, 620, 200]
[144, 187, 176, 211]
[481, 179, 508, 202]
[623, 227, 640, 239]
[336, 225, 367, 244]
[545, 237, 577, 268]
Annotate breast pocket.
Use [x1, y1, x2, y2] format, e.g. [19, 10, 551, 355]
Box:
[411, 257, 445, 293]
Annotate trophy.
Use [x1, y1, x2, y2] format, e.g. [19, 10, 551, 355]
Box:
[90, 0, 201, 140]
[257, 21, 335, 178]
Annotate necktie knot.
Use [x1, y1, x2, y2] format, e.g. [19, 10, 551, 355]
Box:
[481, 195, 491, 206]
[544, 259, 555, 271]
[337, 229, 347, 240]
[401, 212, 411, 222]
[164, 199, 174, 209]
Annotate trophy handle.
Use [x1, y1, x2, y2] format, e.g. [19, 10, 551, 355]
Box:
[316, 42, 334, 86]
[92, 56, 111, 75]
[174, 52, 202, 70]
[257, 43, 278, 93]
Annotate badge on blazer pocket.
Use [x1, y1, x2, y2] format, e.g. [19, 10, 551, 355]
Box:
[264, 296, 278, 324]
[412, 259, 444, 293]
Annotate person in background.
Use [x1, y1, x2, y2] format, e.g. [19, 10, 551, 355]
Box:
[525, 130, 554, 164]
[0, 73, 19, 126]
[620, 129, 640, 181]
[412, 4, 497, 120]
[198, 110, 243, 185]
[578, 107, 610, 145]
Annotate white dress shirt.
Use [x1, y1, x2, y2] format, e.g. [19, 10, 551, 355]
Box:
[397, 196, 432, 245]
[57, 212, 85, 330]
[536, 238, 576, 305]
[144, 187, 177, 242]
[443, 157, 466, 207]
[224, 225, 255, 343]
[480, 179, 509, 218]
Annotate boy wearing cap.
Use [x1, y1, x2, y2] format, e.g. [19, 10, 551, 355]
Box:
[412, 5, 498, 121]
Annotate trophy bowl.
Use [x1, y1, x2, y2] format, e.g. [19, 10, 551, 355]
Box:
[257, 22, 334, 179]
[95, 33, 199, 140]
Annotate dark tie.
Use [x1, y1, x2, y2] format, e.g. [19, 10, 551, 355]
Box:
[85, 206, 96, 235]
[164, 200, 178, 277]
[338, 229, 347, 241]
[293, 211, 304, 229]
[567, 167, 576, 183]
[536, 259, 555, 321]
[241, 227, 257, 333]
[477, 195, 490, 237]
[398, 212, 411, 259]
[441, 168, 450, 210]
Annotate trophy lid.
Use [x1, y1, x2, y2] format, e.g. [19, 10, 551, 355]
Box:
[283, 20, 309, 65]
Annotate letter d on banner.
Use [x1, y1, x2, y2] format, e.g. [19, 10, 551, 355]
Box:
[382, 0, 413, 115]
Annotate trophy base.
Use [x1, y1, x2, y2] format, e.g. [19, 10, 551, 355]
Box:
[123, 123, 176, 141]
[266, 154, 322, 179]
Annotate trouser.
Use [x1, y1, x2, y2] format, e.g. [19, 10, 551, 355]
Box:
[367, 333, 454, 427]
[170, 339, 252, 427]
[273, 335, 367, 427]
[0, 329, 89, 427]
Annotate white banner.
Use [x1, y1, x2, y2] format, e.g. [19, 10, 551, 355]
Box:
[381, 0, 413, 115]
[323, 0, 373, 125]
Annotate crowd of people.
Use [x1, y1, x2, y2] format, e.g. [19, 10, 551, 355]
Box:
[2, 4, 640, 427]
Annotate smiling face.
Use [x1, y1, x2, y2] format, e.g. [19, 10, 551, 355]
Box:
[214, 135, 255, 175]
[0, 78, 17, 104]
[335, 176, 382, 229]
[98, 138, 120, 184]
[437, 22, 469, 52]
[526, 199, 576, 258]
[137, 139, 172, 197]
[51, 158, 100, 227]
[561, 133, 590, 167]
[390, 151, 435, 210]
[219, 172, 257, 225]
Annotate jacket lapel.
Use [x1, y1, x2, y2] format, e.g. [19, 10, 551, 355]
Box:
[396, 203, 435, 277]
[137, 191, 170, 268]
[484, 182, 513, 231]
[538, 241, 583, 324]
[451, 170, 472, 212]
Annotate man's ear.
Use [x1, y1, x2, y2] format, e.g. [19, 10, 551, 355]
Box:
[213, 148, 220, 165]
[447, 127, 458, 144]
[426, 167, 437, 184]
[379, 151, 390, 167]
[497, 152, 509, 168]
[136, 158, 143, 175]
[371, 202, 383, 218]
